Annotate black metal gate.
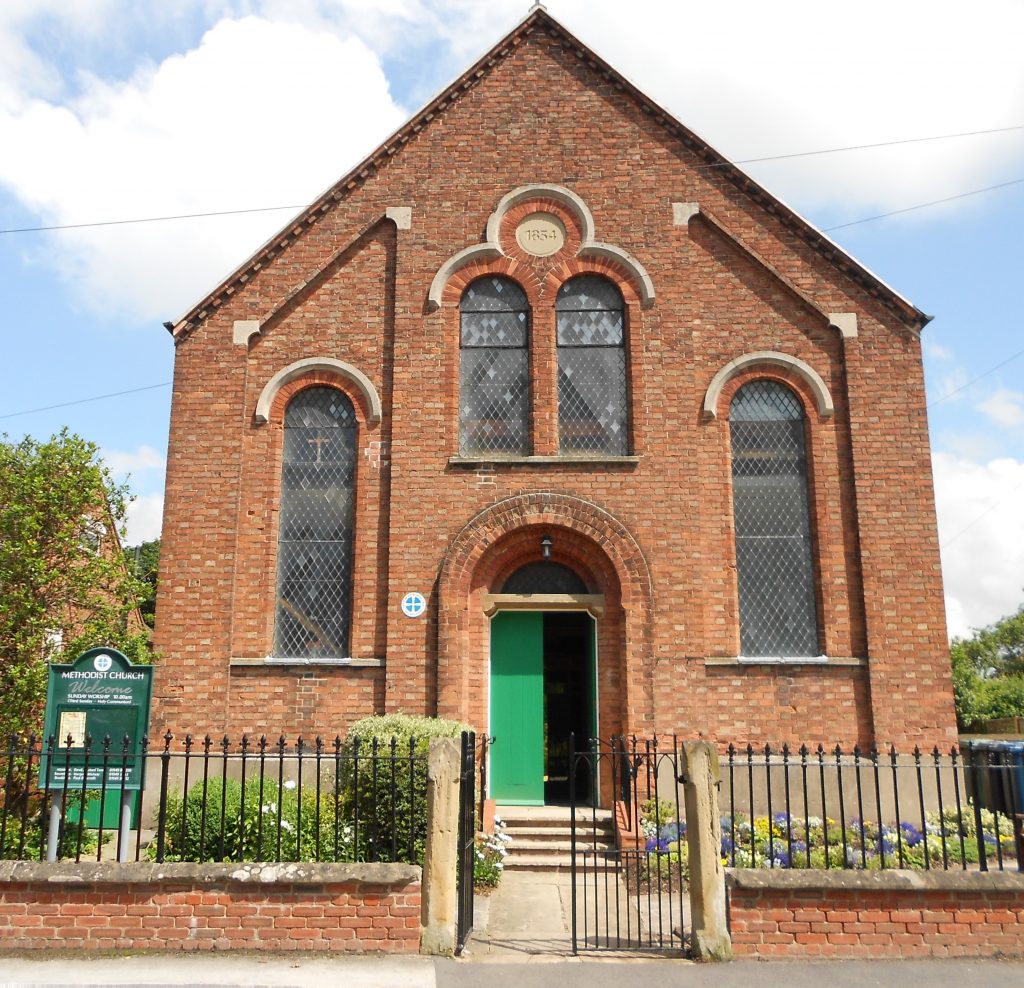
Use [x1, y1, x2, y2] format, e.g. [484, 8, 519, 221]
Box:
[569, 735, 690, 954]
[455, 730, 476, 954]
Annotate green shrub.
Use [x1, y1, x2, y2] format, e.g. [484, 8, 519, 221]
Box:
[973, 676, 1024, 722]
[152, 777, 349, 862]
[1, 787, 103, 861]
[345, 714, 470, 864]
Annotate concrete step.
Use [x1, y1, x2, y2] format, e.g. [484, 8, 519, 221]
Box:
[497, 806, 613, 824]
[506, 837, 616, 854]
[503, 826, 614, 842]
[504, 853, 620, 873]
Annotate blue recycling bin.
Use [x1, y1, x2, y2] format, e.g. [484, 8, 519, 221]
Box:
[996, 741, 1024, 816]
[966, 740, 1024, 817]
[966, 740, 1005, 814]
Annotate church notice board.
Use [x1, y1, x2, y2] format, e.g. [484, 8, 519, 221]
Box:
[40, 647, 154, 790]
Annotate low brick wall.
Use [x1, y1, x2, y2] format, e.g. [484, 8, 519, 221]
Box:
[0, 861, 421, 952]
[727, 869, 1024, 958]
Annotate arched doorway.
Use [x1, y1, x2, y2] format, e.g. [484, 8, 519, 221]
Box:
[436, 493, 656, 808]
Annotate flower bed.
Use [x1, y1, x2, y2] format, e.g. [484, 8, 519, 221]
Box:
[721, 805, 1018, 870]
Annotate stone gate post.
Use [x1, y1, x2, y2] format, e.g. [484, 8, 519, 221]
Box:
[681, 741, 732, 961]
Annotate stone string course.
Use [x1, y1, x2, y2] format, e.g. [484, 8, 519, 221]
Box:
[727, 870, 1024, 958]
[0, 862, 421, 953]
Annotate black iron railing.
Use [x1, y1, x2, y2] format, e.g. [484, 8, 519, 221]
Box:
[0, 732, 427, 865]
[722, 742, 1024, 872]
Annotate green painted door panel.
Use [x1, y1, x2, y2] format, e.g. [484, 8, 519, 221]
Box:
[490, 611, 545, 804]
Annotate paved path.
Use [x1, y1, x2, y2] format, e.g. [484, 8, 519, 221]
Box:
[466, 871, 574, 957]
[3, 954, 1024, 986]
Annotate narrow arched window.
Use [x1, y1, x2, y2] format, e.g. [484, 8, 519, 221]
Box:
[460, 276, 529, 455]
[274, 387, 356, 658]
[556, 276, 627, 454]
[730, 380, 819, 656]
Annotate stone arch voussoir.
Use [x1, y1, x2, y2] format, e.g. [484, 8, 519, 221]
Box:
[436, 493, 656, 730]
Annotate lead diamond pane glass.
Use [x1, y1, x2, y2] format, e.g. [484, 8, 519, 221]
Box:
[274, 387, 356, 658]
[460, 277, 529, 454]
[731, 381, 819, 656]
[557, 276, 628, 454]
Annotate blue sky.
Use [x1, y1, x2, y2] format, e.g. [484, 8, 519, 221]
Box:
[0, 0, 1021, 639]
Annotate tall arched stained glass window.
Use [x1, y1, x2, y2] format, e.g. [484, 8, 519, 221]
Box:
[460, 276, 530, 455]
[556, 276, 628, 454]
[274, 387, 357, 658]
[730, 380, 819, 657]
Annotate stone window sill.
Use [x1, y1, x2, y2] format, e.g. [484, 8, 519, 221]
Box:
[704, 656, 866, 667]
[448, 454, 640, 468]
[229, 657, 384, 668]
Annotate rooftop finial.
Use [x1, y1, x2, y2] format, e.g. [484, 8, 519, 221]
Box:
[529, 2, 547, 11]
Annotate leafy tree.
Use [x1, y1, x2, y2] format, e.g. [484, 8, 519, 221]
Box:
[952, 605, 1024, 679]
[124, 539, 160, 628]
[0, 430, 152, 740]
[951, 603, 1024, 728]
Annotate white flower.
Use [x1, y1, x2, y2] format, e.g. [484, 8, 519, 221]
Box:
[284, 780, 297, 790]
[280, 820, 294, 832]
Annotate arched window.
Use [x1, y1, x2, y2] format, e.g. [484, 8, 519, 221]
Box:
[274, 387, 357, 658]
[500, 561, 590, 594]
[460, 276, 529, 455]
[730, 380, 819, 656]
[556, 276, 627, 454]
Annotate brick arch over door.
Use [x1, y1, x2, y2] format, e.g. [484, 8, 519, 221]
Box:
[437, 492, 656, 733]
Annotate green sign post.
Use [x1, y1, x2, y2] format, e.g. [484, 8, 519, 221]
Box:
[40, 647, 154, 861]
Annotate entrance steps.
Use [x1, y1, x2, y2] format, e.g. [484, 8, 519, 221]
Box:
[498, 805, 617, 873]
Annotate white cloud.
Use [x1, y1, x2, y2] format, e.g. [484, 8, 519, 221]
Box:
[929, 367, 970, 405]
[1, 0, 1023, 319]
[978, 388, 1024, 428]
[0, 15, 406, 321]
[924, 341, 955, 362]
[123, 492, 164, 545]
[933, 452, 1024, 639]
[102, 444, 165, 477]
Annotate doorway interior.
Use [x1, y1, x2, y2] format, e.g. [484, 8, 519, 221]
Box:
[489, 609, 596, 806]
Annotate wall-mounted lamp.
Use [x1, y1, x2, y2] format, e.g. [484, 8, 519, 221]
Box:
[540, 535, 553, 559]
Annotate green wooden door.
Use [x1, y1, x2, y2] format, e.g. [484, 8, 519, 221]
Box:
[490, 611, 545, 805]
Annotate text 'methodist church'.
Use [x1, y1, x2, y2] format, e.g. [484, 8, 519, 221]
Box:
[153, 7, 957, 806]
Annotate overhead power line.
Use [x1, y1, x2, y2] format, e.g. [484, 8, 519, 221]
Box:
[719, 123, 1024, 168]
[822, 177, 1024, 232]
[927, 345, 1024, 408]
[0, 205, 308, 235]
[1, 123, 1021, 235]
[941, 475, 1024, 550]
[0, 382, 171, 420]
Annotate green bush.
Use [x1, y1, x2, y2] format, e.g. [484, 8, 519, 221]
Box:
[1, 787, 103, 861]
[152, 777, 349, 862]
[345, 714, 470, 864]
[973, 676, 1024, 722]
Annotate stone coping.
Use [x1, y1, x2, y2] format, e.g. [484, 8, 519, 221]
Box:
[229, 656, 384, 668]
[705, 656, 866, 667]
[727, 867, 1024, 892]
[0, 860, 421, 887]
[447, 455, 641, 467]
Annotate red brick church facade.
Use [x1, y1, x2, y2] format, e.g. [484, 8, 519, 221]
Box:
[153, 9, 957, 754]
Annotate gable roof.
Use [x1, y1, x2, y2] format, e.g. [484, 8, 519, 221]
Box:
[168, 6, 929, 342]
